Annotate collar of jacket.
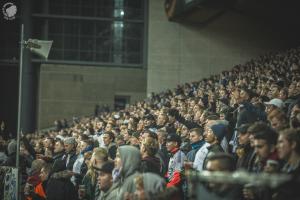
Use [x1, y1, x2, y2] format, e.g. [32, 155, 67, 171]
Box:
[191, 140, 205, 150]
[170, 147, 179, 155]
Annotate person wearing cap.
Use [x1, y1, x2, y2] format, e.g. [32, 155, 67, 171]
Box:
[264, 98, 284, 115]
[95, 161, 117, 200]
[165, 132, 186, 199]
[203, 123, 226, 169]
[235, 123, 254, 169]
[230, 87, 266, 153]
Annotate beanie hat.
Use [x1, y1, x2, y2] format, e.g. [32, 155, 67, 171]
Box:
[210, 123, 227, 142]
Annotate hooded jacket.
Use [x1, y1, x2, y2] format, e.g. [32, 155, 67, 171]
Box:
[142, 173, 166, 199]
[116, 145, 141, 200]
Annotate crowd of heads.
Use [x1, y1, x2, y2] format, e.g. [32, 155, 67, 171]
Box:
[1, 47, 300, 199]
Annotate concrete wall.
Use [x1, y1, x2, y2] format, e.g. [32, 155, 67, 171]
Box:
[147, 0, 287, 95]
[38, 64, 146, 129]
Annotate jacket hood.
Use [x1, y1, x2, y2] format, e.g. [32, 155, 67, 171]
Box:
[142, 173, 166, 198]
[119, 145, 141, 178]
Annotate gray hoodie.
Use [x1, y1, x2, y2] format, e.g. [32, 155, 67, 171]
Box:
[116, 145, 141, 200]
[142, 173, 166, 199]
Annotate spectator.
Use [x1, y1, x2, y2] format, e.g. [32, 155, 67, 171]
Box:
[165, 133, 186, 199]
[140, 136, 162, 176]
[96, 161, 117, 200]
[115, 145, 141, 200]
[195, 153, 242, 200]
[102, 131, 117, 160]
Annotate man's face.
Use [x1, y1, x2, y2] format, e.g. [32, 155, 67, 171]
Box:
[96, 121, 104, 130]
[270, 117, 285, 131]
[122, 130, 130, 141]
[271, 86, 279, 98]
[277, 134, 293, 160]
[181, 126, 189, 138]
[102, 134, 111, 146]
[54, 141, 64, 153]
[105, 124, 112, 132]
[43, 139, 51, 148]
[238, 132, 250, 146]
[254, 139, 273, 161]
[80, 141, 88, 152]
[144, 119, 153, 127]
[166, 141, 177, 152]
[39, 167, 49, 182]
[157, 115, 166, 126]
[204, 128, 216, 144]
[97, 171, 113, 192]
[240, 90, 249, 102]
[157, 132, 166, 145]
[189, 131, 202, 144]
[64, 143, 74, 153]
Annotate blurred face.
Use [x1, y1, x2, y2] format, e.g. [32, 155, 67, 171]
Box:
[43, 139, 52, 148]
[96, 121, 104, 130]
[166, 141, 177, 152]
[64, 143, 74, 153]
[105, 124, 113, 132]
[254, 139, 273, 161]
[129, 137, 139, 146]
[34, 143, 43, 154]
[80, 141, 88, 152]
[240, 90, 249, 101]
[288, 83, 296, 97]
[144, 119, 153, 127]
[39, 167, 49, 182]
[97, 171, 113, 192]
[54, 141, 64, 153]
[238, 132, 250, 146]
[137, 120, 144, 131]
[157, 115, 166, 126]
[181, 126, 189, 138]
[277, 134, 293, 160]
[122, 130, 130, 141]
[270, 117, 285, 131]
[102, 134, 112, 146]
[249, 134, 255, 147]
[279, 89, 287, 100]
[204, 127, 217, 144]
[189, 131, 202, 144]
[157, 132, 165, 145]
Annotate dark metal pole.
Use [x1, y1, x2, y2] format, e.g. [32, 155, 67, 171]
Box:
[16, 23, 24, 200]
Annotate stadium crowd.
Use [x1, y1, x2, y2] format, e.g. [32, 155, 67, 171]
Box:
[1, 47, 300, 200]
